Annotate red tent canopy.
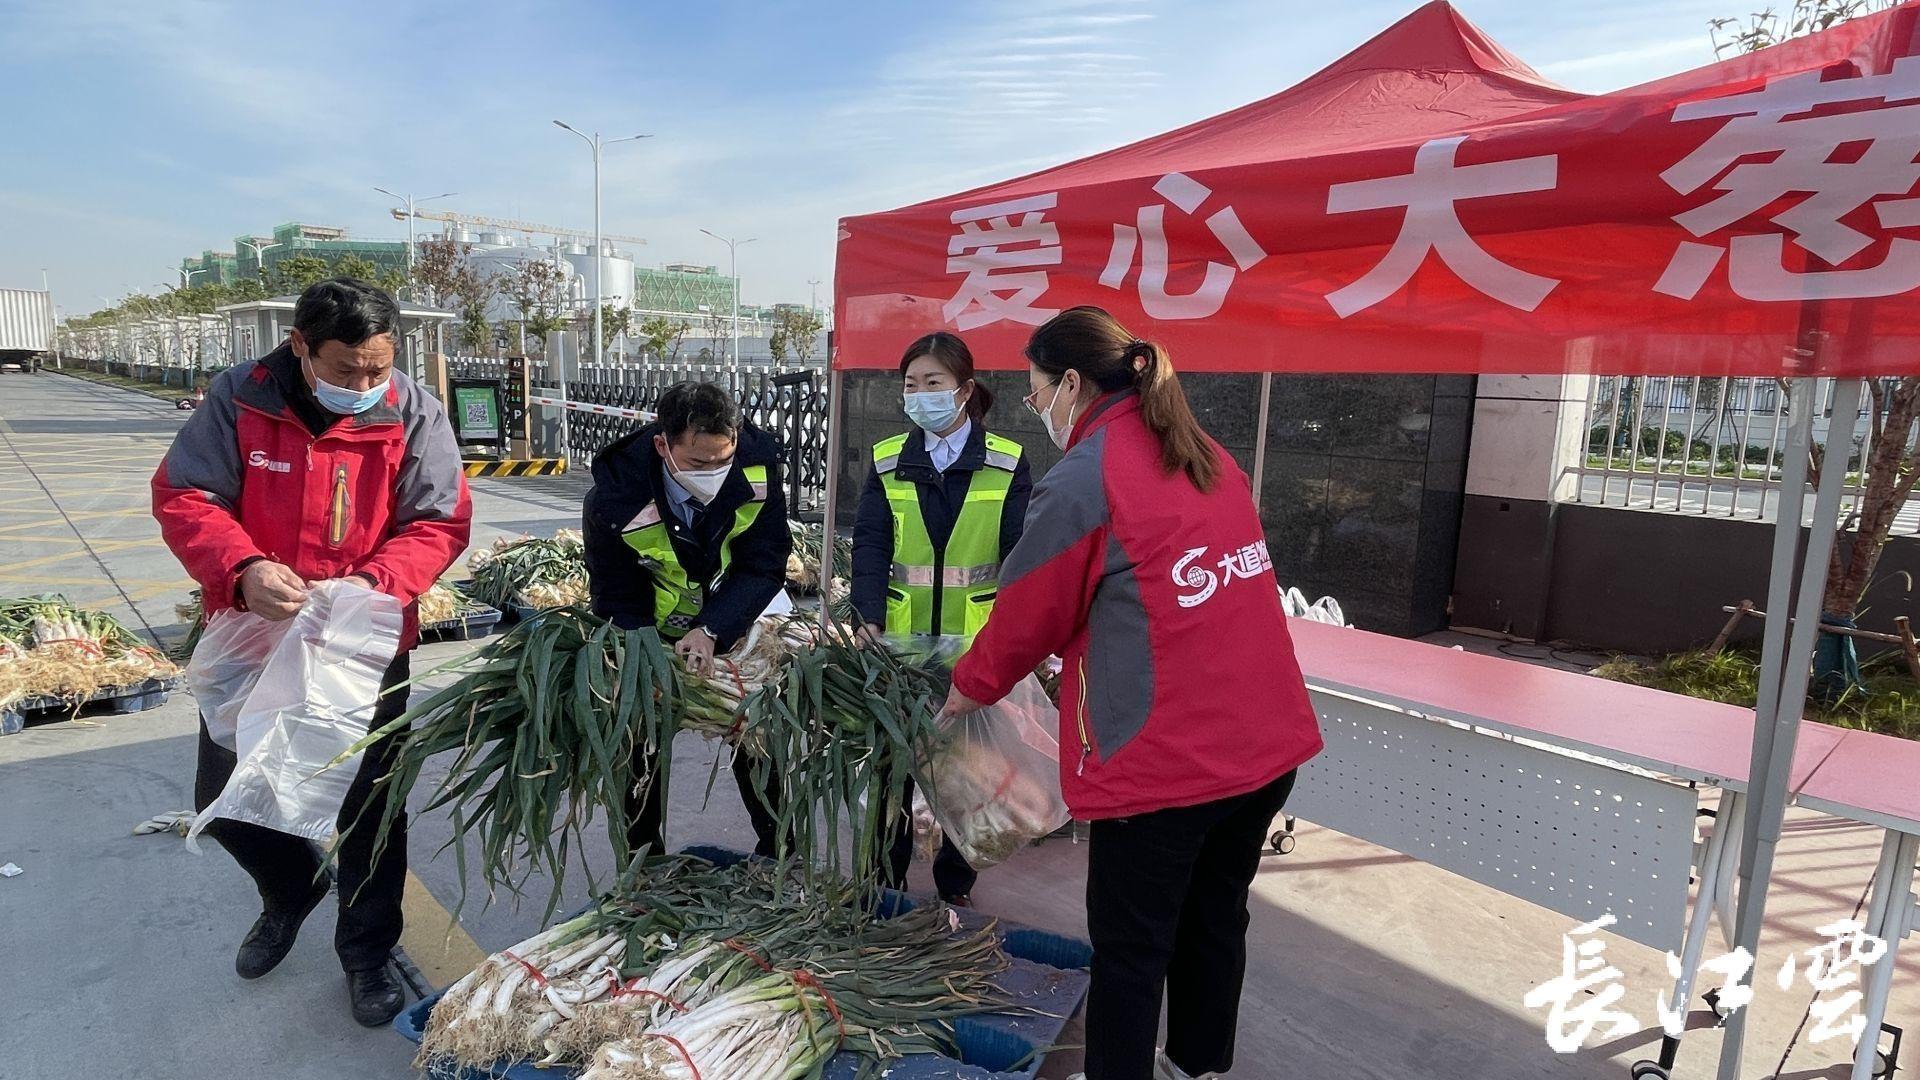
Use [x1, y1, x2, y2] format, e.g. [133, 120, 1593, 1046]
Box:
[832, 1, 1920, 376]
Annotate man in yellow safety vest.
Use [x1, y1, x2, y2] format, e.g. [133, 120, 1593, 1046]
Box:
[583, 382, 793, 857]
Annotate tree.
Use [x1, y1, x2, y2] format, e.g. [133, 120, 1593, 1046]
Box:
[332, 253, 381, 282]
[779, 307, 825, 366]
[768, 322, 789, 365]
[272, 253, 333, 293]
[574, 302, 630, 354]
[700, 307, 729, 364]
[501, 259, 570, 346]
[636, 315, 691, 363]
[457, 300, 493, 354]
[412, 240, 501, 354]
[1710, 0, 1897, 700]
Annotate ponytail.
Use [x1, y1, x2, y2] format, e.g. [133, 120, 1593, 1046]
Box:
[1126, 341, 1218, 492]
[1026, 306, 1222, 492]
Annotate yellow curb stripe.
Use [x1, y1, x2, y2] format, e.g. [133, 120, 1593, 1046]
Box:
[399, 870, 488, 988]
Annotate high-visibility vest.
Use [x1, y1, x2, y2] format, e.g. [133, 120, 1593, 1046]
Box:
[621, 465, 770, 640]
[874, 432, 1022, 641]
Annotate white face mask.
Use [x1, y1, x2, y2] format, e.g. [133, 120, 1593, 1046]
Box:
[1041, 382, 1080, 451]
[666, 447, 730, 503]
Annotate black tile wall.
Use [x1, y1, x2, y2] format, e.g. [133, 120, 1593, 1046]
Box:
[831, 369, 1474, 638]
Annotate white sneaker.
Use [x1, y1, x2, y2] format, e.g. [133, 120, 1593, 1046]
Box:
[1156, 1049, 1221, 1080]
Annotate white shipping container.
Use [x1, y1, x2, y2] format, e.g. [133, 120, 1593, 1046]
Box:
[0, 288, 53, 353]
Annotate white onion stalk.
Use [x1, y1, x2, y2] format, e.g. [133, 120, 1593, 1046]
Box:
[416, 913, 628, 1071]
[580, 973, 840, 1080]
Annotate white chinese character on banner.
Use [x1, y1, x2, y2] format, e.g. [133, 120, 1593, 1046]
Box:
[1657, 57, 1920, 302]
[1098, 172, 1267, 319]
[1524, 914, 1638, 1053]
[1656, 947, 1754, 1036]
[1217, 540, 1274, 584]
[1325, 135, 1560, 317]
[1775, 918, 1889, 1044]
[942, 193, 1063, 331]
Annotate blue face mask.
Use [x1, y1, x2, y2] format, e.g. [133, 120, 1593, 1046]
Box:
[903, 389, 963, 433]
[305, 351, 390, 415]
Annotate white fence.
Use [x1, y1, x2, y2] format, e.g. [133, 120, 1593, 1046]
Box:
[1573, 375, 1920, 533]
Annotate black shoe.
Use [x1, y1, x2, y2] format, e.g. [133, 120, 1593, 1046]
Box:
[941, 893, 973, 908]
[346, 965, 406, 1028]
[234, 887, 326, 980]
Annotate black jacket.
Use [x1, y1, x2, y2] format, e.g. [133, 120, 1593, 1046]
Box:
[850, 423, 1033, 628]
[583, 420, 791, 650]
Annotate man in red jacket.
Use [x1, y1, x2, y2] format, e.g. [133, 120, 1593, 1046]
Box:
[152, 278, 471, 1027]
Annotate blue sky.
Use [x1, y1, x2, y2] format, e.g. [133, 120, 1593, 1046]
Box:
[2, 0, 1740, 317]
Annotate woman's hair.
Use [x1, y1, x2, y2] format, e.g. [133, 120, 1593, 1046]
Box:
[1024, 306, 1218, 491]
[899, 331, 993, 421]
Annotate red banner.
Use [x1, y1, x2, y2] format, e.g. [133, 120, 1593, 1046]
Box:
[833, 1, 1920, 377]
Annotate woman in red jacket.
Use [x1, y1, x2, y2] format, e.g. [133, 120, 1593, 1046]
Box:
[942, 306, 1324, 1080]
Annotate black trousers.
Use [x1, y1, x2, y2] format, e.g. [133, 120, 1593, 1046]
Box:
[1083, 770, 1297, 1080]
[193, 652, 411, 974]
[883, 775, 979, 900]
[626, 748, 785, 859]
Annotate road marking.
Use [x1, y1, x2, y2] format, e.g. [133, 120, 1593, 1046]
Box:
[399, 871, 487, 987]
[0, 509, 147, 535]
[0, 537, 164, 574]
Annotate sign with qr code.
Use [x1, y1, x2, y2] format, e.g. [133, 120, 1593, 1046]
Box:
[450, 382, 502, 443]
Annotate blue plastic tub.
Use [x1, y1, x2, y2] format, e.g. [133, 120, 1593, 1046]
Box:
[394, 847, 1089, 1080]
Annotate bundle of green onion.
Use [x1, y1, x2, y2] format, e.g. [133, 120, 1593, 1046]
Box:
[338, 607, 680, 919]
[0, 595, 176, 710]
[784, 520, 852, 595]
[420, 855, 1011, 1079]
[465, 530, 589, 611]
[743, 619, 950, 883]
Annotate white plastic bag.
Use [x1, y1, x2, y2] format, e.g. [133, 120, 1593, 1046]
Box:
[187, 609, 295, 751]
[187, 580, 403, 849]
[922, 673, 1070, 868]
[1279, 584, 1349, 627]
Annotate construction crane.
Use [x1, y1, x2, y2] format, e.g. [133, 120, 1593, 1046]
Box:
[390, 207, 647, 246]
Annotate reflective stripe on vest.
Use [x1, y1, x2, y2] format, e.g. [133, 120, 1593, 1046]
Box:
[620, 464, 769, 639]
[874, 432, 1022, 641]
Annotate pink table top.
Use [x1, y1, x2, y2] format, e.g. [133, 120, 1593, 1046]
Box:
[1793, 728, 1920, 833]
[1286, 618, 1848, 794]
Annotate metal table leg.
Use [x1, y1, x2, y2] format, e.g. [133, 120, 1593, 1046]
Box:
[1641, 795, 1741, 1076]
[1852, 831, 1918, 1080]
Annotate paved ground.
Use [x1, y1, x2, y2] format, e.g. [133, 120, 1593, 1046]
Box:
[2, 371, 1915, 1080]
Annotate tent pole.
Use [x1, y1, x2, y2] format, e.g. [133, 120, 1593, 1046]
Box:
[818, 366, 845, 632]
[1715, 374, 1862, 1079]
[1252, 372, 1274, 512]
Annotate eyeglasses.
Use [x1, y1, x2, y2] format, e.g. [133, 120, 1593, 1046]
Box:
[1023, 379, 1059, 417]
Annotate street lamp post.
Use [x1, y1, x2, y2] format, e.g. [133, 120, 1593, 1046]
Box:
[553, 122, 649, 370]
[374, 187, 458, 301]
[700, 229, 756, 381]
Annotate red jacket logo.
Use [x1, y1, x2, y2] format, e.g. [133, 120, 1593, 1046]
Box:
[1173, 541, 1276, 608]
[246, 450, 292, 474]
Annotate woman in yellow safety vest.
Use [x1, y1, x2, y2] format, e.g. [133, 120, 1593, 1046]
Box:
[851, 331, 1033, 905]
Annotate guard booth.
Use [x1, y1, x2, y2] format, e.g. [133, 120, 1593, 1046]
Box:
[216, 295, 453, 383]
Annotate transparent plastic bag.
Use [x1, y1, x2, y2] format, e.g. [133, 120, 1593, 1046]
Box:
[922, 673, 1070, 868]
[186, 609, 295, 751]
[187, 580, 403, 849]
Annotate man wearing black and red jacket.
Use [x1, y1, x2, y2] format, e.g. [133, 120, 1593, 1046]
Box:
[152, 278, 471, 1027]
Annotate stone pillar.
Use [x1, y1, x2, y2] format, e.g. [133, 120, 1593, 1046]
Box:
[423, 352, 449, 404]
[1450, 374, 1592, 639]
